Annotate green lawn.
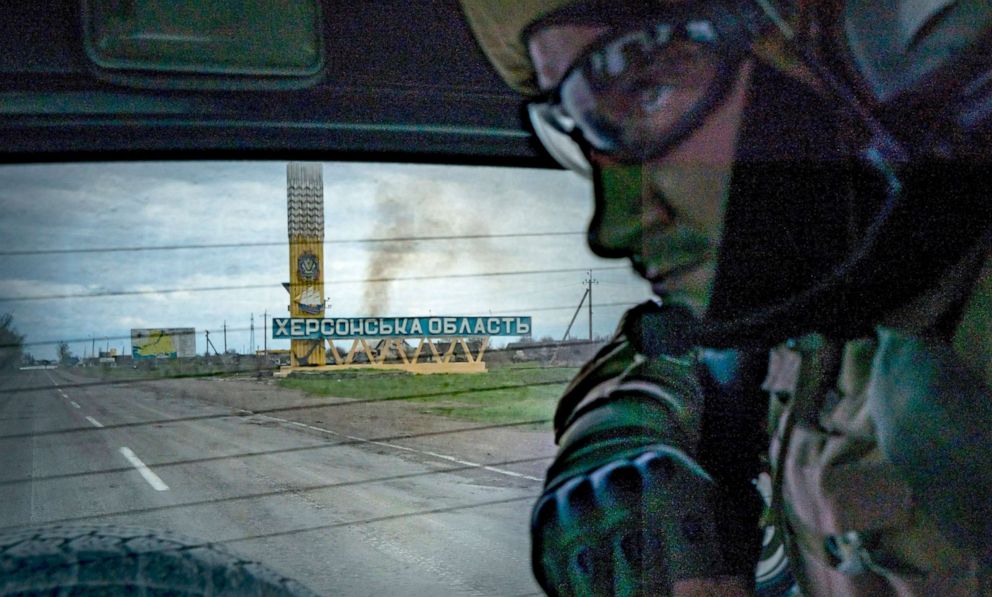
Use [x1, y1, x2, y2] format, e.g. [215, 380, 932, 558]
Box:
[277, 363, 578, 427]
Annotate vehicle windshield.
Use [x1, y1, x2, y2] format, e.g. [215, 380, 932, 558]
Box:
[0, 160, 651, 595]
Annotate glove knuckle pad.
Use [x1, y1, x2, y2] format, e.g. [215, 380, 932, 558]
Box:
[532, 448, 726, 594]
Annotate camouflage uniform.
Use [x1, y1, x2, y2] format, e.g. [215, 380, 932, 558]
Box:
[459, 1, 992, 593]
[770, 248, 992, 595]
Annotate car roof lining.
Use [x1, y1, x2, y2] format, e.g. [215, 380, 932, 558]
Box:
[0, 0, 557, 168]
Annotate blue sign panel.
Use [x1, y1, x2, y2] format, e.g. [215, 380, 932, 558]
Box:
[273, 316, 532, 339]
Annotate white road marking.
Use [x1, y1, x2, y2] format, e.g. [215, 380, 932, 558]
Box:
[119, 447, 170, 491]
[420, 451, 535, 479]
[421, 450, 476, 465]
[70, 401, 81, 409]
[85, 416, 104, 428]
[361, 438, 417, 453]
[480, 467, 535, 479]
[258, 415, 341, 436]
[251, 412, 542, 482]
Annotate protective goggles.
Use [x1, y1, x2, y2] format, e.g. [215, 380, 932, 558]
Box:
[527, 0, 992, 173]
[524, 1, 759, 168]
[522, 1, 992, 346]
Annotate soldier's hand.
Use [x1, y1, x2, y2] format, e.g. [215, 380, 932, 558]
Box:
[531, 441, 747, 596]
[530, 302, 763, 596]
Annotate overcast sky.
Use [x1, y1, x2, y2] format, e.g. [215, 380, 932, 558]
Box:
[0, 161, 651, 360]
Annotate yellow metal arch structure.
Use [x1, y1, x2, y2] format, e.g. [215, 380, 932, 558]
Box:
[275, 337, 490, 376]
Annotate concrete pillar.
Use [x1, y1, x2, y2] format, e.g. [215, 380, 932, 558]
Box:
[287, 162, 326, 366]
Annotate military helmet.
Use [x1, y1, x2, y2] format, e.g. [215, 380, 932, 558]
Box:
[459, 0, 809, 97]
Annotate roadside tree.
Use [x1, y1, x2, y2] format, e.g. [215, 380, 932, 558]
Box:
[57, 340, 74, 366]
[0, 313, 23, 370]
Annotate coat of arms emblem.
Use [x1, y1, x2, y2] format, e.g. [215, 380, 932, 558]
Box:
[297, 251, 319, 281]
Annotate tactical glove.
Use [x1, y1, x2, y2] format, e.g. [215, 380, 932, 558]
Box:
[531, 302, 764, 596]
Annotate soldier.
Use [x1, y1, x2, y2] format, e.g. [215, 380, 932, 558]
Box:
[460, 1, 992, 595]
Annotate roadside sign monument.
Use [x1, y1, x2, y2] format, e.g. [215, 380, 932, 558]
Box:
[272, 316, 532, 374]
[280, 163, 530, 374]
[287, 162, 326, 367]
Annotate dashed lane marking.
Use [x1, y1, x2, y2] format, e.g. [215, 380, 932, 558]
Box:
[70, 401, 80, 409]
[420, 450, 537, 479]
[251, 413, 541, 482]
[119, 447, 170, 491]
[85, 416, 104, 428]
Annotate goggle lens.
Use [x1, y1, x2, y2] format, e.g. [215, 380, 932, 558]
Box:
[532, 18, 735, 164]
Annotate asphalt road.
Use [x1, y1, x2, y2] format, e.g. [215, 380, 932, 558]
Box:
[0, 368, 546, 596]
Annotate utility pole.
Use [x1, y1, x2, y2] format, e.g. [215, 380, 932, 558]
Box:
[552, 286, 590, 364]
[205, 330, 219, 356]
[585, 270, 598, 341]
[562, 289, 589, 343]
[263, 310, 267, 356]
[91, 335, 96, 359]
[249, 313, 255, 355]
[223, 321, 227, 353]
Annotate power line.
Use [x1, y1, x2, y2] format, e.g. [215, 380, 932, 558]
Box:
[16, 333, 614, 375]
[181, 496, 542, 545]
[0, 494, 541, 576]
[0, 434, 552, 489]
[0, 455, 552, 525]
[493, 300, 634, 315]
[7, 301, 640, 349]
[222, 494, 540, 545]
[0, 266, 629, 303]
[0, 376, 570, 437]
[0, 231, 585, 258]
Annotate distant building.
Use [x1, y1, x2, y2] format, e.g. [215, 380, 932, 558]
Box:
[259, 349, 291, 366]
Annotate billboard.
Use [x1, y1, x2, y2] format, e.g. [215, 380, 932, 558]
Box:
[131, 328, 196, 359]
[273, 316, 531, 339]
